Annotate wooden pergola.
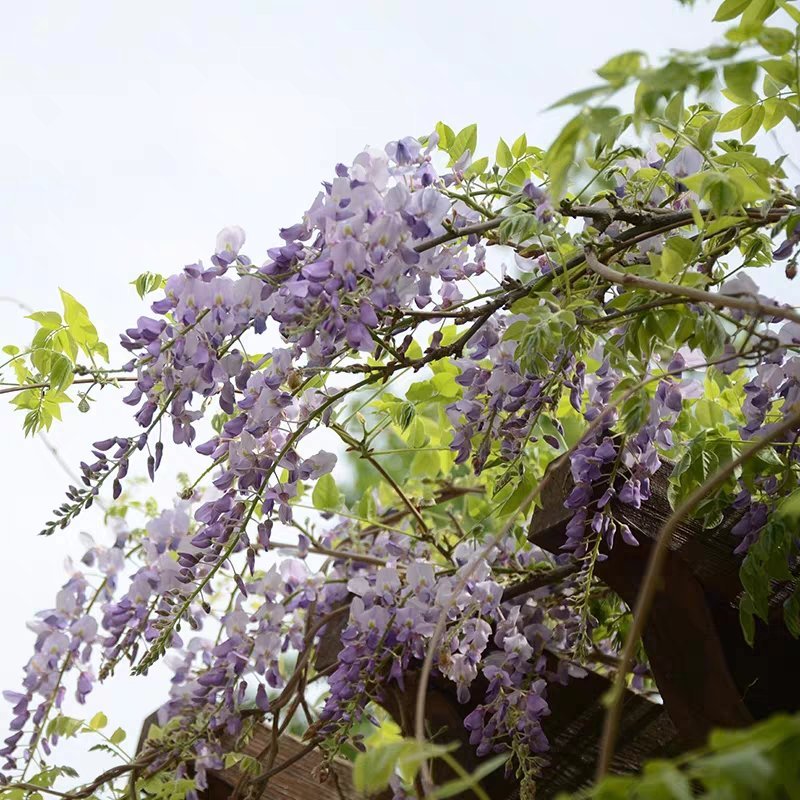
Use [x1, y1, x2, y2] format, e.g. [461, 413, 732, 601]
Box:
[137, 457, 800, 799]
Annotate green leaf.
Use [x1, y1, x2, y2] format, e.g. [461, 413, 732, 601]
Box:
[664, 91, 684, 127]
[714, 0, 751, 21]
[89, 712, 108, 731]
[497, 213, 541, 246]
[431, 372, 461, 399]
[718, 104, 752, 132]
[761, 57, 795, 85]
[763, 96, 787, 130]
[740, 596, 757, 646]
[548, 84, 608, 109]
[694, 746, 774, 789]
[26, 311, 63, 331]
[778, 488, 800, 518]
[430, 754, 508, 799]
[703, 172, 743, 214]
[495, 138, 513, 168]
[59, 289, 106, 361]
[758, 26, 795, 55]
[697, 115, 719, 151]
[131, 272, 166, 299]
[449, 124, 477, 164]
[596, 50, 645, 87]
[739, 0, 777, 33]
[660, 248, 684, 279]
[504, 162, 530, 187]
[723, 61, 758, 102]
[779, 0, 800, 23]
[435, 121, 455, 151]
[110, 727, 127, 745]
[406, 416, 428, 448]
[312, 473, 341, 512]
[411, 448, 442, 480]
[741, 103, 765, 141]
[48, 715, 84, 738]
[511, 133, 528, 158]
[48, 352, 74, 393]
[464, 156, 489, 179]
[621, 392, 650, 435]
[741, 555, 770, 621]
[638, 760, 693, 800]
[544, 114, 586, 200]
[59, 289, 92, 334]
[498, 471, 537, 517]
[352, 740, 454, 794]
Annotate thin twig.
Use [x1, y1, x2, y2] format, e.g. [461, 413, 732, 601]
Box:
[0, 376, 138, 396]
[332, 424, 429, 534]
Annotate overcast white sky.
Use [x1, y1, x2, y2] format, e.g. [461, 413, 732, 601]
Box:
[0, 0, 796, 780]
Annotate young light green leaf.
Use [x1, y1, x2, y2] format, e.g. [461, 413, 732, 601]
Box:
[131, 272, 166, 299]
[89, 712, 108, 731]
[761, 57, 795, 85]
[714, 0, 751, 21]
[495, 138, 513, 168]
[312, 473, 341, 512]
[430, 754, 508, 799]
[110, 727, 127, 745]
[741, 103, 765, 141]
[664, 91, 684, 127]
[435, 121, 455, 151]
[723, 61, 758, 102]
[464, 156, 489, 179]
[449, 124, 477, 164]
[352, 741, 410, 793]
[27, 311, 63, 331]
[718, 104, 752, 132]
[596, 50, 644, 87]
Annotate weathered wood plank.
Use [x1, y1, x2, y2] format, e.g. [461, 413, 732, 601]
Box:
[210, 730, 363, 800]
[534, 668, 680, 797]
[137, 711, 367, 800]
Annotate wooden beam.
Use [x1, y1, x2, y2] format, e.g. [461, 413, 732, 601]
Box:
[527, 455, 800, 744]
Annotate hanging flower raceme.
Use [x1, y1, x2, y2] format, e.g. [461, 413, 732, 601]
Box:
[4, 105, 800, 800]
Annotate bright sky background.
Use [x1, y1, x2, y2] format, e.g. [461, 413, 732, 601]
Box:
[1, 0, 797, 781]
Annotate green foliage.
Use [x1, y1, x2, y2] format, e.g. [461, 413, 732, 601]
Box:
[352, 737, 506, 798]
[668, 431, 743, 526]
[352, 738, 456, 793]
[131, 271, 166, 298]
[739, 498, 800, 645]
[312, 472, 341, 512]
[568, 712, 800, 799]
[3, 290, 109, 434]
[546, 0, 799, 197]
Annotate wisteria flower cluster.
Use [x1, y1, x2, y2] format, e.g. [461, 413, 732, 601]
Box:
[3, 8, 800, 795]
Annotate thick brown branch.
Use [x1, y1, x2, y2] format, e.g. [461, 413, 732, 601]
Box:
[585, 247, 800, 327]
[500, 562, 580, 602]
